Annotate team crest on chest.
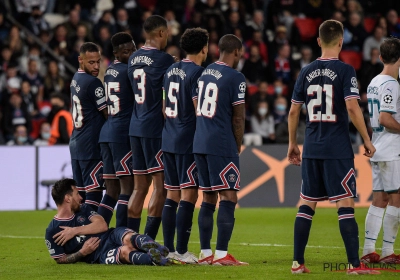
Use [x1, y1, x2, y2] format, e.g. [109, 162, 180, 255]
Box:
[77, 216, 86, 223]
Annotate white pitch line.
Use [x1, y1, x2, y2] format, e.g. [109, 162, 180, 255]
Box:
[0, 235, 376, 250]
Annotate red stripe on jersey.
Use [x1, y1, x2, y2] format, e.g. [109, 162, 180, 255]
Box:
[54, 215, 75, 221]
[317, 57, 338, 61]
[215, 61, 229, 66]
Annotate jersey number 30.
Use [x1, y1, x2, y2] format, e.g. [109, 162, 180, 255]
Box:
[197, 81, 218, 118]
[307, 84, 336, 122]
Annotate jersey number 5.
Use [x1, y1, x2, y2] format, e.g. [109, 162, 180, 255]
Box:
[165, 82, 179, 118]
[197, 81, 218, 118]
[104, 82, 120, 116]
[133, 69, 146, 104]
[307, 84, 336, 122]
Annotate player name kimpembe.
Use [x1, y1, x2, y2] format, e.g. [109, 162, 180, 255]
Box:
[167, 68, 186, 80]
[306, 68, 337, 82]
[201, 68, 222, 80]
[131, 55, 154, 66]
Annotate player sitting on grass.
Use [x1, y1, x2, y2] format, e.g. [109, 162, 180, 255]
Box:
[44, 178, 173, 265]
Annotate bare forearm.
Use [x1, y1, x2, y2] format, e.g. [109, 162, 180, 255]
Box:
[56, 251, 84, 264]
[288, 108, 300, 144]
[380, 114, 400, 133]
[74, 222, 107, 236]
[348, 107, 370, 142]
[233, 118, 244, 153]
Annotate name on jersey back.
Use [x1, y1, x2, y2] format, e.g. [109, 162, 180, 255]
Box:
[167, 68, 186, 80]
[105, 69, 119, 78]
[306, 68, 337, 82]
[131, 56, 154, 66]
[201, 69, 222, 80]
[71, 79, 80, 92]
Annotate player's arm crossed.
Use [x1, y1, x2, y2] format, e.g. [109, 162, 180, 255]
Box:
[55, 237, 101, 264]
[53, 215, 108, 246]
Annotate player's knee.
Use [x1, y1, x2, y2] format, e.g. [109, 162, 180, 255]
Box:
[119, 246, 133, 263]
[219, 190, 238, 203]
[166, 190, 181, 202]
[372, 192, 389, 207]
[388, 193, 400, 207]
[181, 189, 198, 205]
[203, 191, 218, 204]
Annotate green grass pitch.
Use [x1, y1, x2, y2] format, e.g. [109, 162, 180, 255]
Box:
[0, 208, 399, 279]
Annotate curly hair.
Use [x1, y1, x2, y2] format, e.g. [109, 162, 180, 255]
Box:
[180, 28, 209, 55]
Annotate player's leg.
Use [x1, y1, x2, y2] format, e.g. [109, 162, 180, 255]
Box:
[98, 143, 119, 225]
[81, 160, 104, 211]
[116, 175, 133, 227]
[127, 136, 152, 232]
[195, 153, 217, 264]
[175, 155, 198, 263]
[71, 159, 86, 202]
[380, 160, 400, 263]
[161, 152, 180, 254]
[362, 162, 388, 263]
[292, 158, 324, 274]
[325, 159, 365, 270]
[111, 142, 134, 227]
[143, 137, 166, 240]
[208, 155, 247, 266]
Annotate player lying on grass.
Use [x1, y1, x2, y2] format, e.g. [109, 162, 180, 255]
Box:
[44, 178, 173, 265]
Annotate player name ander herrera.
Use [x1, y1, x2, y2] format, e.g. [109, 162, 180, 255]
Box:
[201, 69, 222, 80]
[306, 68, 337, 82]
[131, 55, 154, 66]
[167, 68, 186, 80]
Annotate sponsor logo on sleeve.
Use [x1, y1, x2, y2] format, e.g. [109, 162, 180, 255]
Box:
[383, 94, 393, 104]
[239, 82, 246, 93]
[350, 77, 359, 93]
[95, 87, 104, 98]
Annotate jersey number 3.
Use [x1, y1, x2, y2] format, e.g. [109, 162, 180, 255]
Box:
[133, 69, 146, 104]
[197, 81, 218, 118]
[307, 84, 336, 122]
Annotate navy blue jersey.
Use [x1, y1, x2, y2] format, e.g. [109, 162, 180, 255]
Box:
[69, 69, 107, 160]
[291, 58, 359, 159]
[193, 61, 246, 157]
[99, 60, 134, 144]
[162, 59, 203, 154]
[127, 46, 175, 138]
[44, 204, 106, 262]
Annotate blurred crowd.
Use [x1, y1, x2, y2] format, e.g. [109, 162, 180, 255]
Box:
[0, 0, 399, 146]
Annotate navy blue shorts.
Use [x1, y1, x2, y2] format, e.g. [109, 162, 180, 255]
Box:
[301, 158, 357, 202]
[98, 227, 135, 264]
[71, 159, 104, 191]
[130, 136, 163, 175]
[163, 152, 198, 190]
[194, 154, 240, 191]
[100, 142, 132, 179]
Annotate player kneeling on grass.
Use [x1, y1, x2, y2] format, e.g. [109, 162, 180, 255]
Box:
[161, 28, 209, 264]
[44, 178, 175, 265]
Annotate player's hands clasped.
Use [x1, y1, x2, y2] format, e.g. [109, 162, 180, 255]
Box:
[363, 141, 376, 158]
[53, 226, 77, 246]
[80, 237, 101, 256]
[287, 144, 301, 166]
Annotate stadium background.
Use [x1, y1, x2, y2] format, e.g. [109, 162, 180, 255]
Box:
[1, 0, 400, 210]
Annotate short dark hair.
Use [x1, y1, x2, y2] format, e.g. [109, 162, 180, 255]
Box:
[143, 15, 167, 33]
[111, 32, 134, 49]
[218, 34, 242, 54]
[79, 42, 99, 54]
[319, 20, 343, 46]
[380, 38, 400, 64]
[51, 178, 76, 206]
[50, 92, 65, 102]
[180, 28, 209, 55]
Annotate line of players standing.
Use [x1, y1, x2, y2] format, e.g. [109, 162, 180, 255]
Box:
[69, 15, 247, 265]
